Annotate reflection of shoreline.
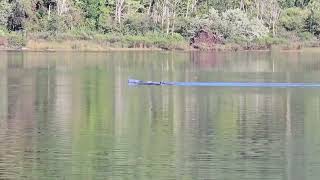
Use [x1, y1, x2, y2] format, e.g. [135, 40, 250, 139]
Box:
[3, 51, 320, 74]
[0, 51, 318, 179]
[2, 42, 320, 52]
[0, 48, 165, 52]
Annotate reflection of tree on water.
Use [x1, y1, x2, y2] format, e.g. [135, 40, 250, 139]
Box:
[2, 55, 39, 178]
[236, 92, 287, 179]
[190, 51, 320, 74]
[0, 55, 7, 124]
[190, 52, 221, 69]
[303, 91, 320, 179]
[0, 51, 319, 179]
[71, 66, 115, 179]
[0, 54, 61, 178]
[109, 52, 320, 179]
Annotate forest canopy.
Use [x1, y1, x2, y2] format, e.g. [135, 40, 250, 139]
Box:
[1, 0, 320, 45]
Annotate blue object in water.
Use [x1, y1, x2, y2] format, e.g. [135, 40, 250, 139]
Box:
[128, 79, 320, 88]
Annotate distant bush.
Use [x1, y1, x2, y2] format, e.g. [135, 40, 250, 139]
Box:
[0, 0, 12, 27]
[307, 1, 320, 36]
[7, 32, 26, 47]
[279, 7, 310, 32]
[221, 9, 269, 41]
[0, 26, 8, 36]
[256, 36, 287, 46]
[123, 32, 186, 49]
[175, 8, 268, 43]
[122, 15, 160, 35]
[174, 16, 210, 39]
[298, 32, 315, 41]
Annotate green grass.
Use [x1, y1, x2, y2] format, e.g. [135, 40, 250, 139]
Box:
[2, 30, 320, 51]
[6, 32, 27, 48]
[26, 31, 188, 50]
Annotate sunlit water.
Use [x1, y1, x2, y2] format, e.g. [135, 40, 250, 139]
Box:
[0, 51, 320, 179]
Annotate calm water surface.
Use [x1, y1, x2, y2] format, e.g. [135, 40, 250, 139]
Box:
[0, 51, 320, 179]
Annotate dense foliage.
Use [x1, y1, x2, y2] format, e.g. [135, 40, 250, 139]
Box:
[1, 0, 320, 46]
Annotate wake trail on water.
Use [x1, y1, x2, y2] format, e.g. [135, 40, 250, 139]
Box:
[128, 79, 320, 88]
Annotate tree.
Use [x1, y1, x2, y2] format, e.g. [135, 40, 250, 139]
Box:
[185, 0, 198, 17]
[75, 0, 105, 29]
[115, 0, 125, 24]
[0, 0, 12, 27]
[221, 9, 268, 40]
[280, 7, 310, 32]
[56, 0, 69, 15]
[250, 0, 281, 36]
[265, 0, 282, 36]
[279, 0, 312, 7]
[307, 0, 320, 35]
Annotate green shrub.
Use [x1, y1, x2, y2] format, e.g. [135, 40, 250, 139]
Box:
[102, 34, 122, 43]
[122, 15, 159, 35]
[307, 1, 320, 35]
[221, 9, 269, 41]
[175, 8, 223, 39]
[256, 36, 288, 46]
[7, 33, 26, 47]
[0, 0, 12, 27]
[298, 32, 315, 41]
[0, 26, 8, 36]
[174, 16, 209, 39]
[279, 7, 310, 32]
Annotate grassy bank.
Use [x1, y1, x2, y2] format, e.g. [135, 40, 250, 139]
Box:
[1, 32, 320, 52]
[1, 32, 188, 51]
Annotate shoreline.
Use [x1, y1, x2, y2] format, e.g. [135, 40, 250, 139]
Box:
[0, 39, 319, 53]
[0, 47, 310, 53]
[0, 47, 166, 52]
[0, 47, 312, 53]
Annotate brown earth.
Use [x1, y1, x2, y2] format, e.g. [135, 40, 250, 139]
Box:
[190, 30, 224, 49]
[0, 37, 8, 47]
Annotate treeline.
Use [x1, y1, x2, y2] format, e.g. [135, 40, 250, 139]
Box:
[1, 0, 320, 49]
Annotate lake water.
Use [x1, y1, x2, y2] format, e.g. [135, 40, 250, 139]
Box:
[0, 51, 320, 179]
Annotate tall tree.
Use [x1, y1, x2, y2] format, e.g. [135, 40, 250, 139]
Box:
[251, 0, 281, 36]
[0, 0, 12, 28]
[115, 0, 125, 24]
[76, 0, 105, 29]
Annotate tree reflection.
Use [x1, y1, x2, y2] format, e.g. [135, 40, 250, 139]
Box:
[0, 51, 320, 179]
